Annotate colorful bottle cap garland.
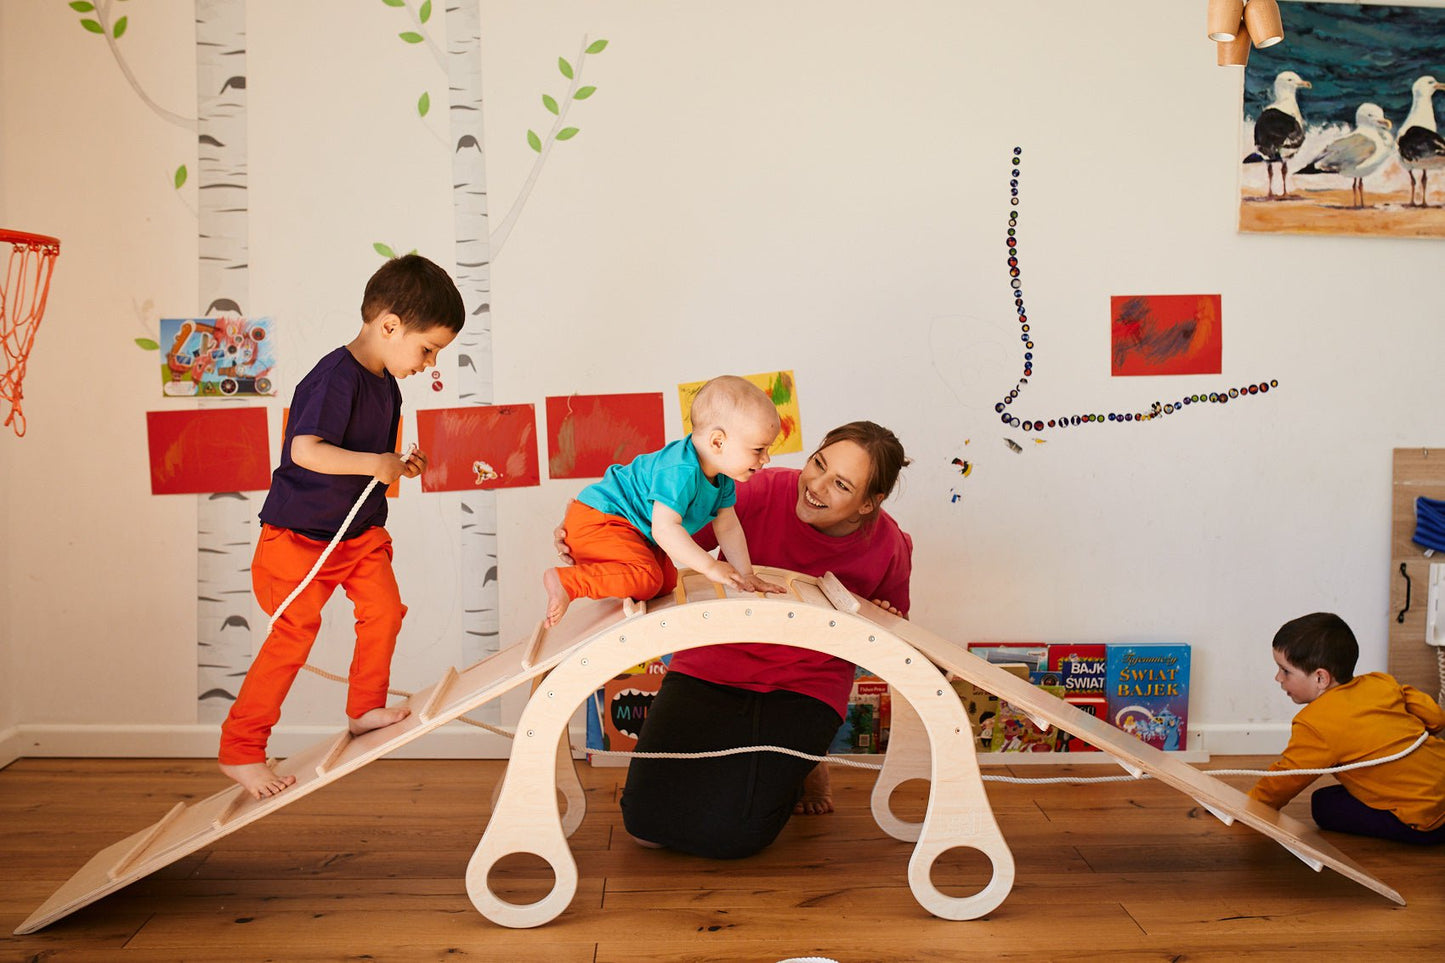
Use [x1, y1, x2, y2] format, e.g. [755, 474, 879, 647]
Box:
[993, 145, 1277, 432]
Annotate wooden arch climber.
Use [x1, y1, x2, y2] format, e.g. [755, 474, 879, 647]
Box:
[17, 567, 1401, 935]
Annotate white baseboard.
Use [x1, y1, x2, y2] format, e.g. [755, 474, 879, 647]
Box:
[0, 721, 1291, 763]
[0, 722, 588, 761]
[0, 726, 19, 769]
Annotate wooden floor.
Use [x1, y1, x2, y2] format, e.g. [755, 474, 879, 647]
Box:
[1, 755, 1440, 962]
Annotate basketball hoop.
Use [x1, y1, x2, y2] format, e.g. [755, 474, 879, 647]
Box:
[0, 229, 61, 437]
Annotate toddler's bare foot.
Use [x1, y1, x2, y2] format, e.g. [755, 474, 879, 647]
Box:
[348, 705, 411, 736]
[220, 761, 296, 800]
[793, 763, 834, 815]
[543, 567, 571, 627]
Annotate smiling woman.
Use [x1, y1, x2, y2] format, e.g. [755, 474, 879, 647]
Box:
[614, 421, 914, 859]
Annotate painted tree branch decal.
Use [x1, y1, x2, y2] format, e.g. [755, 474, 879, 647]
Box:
[68, 0, 197, 132]
[493, 36, 607, 256]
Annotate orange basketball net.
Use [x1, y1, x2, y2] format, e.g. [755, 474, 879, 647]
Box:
[0, 230, 61, 438]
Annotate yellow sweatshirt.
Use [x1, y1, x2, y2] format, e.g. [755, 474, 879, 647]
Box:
[1249, 672, 1445, 831]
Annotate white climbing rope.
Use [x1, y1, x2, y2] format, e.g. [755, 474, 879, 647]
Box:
[580, 730, 1434, 783]
[284, 474, 1440, 774]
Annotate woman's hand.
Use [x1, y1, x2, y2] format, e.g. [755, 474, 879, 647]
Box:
[871, 598, 902, 616]
[553, 524, 573, 565]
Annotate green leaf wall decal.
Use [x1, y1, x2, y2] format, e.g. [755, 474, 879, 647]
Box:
[80, 18, 103, 33]
[69, 2, 95, 12]
[574, 86, 597, 100]
[527, 129, 542, 152]
[174, 165, 187, 189]
[543, 94, 559, 114]
[399, 31, 423, 44]
[558, 57, 574, 79]
[374, 242, 397, 258]
[556, 127, 579, 141]
[135, 338, 159, 351]
[113, 16, 127, 38]
[586, 39, 609, 54]
[418, 91, 430, 117]
[420, 0, 432, 23]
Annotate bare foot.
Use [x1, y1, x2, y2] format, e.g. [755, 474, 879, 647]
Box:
[348, 705, 411, 736]
[220, 761, 296, 800]
[542, 567, 571, 627]
[793, 763, 834, 815]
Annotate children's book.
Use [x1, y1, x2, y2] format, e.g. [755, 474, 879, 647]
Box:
[950, 663, 1029, 753]
[1058, 695, 1106, 752]
[990, 684, 1066, 752]
[967, 642, 1050, 682]
[585, 655, 670, 766]
[1106, 643, 1190, 751]
[828, 667, 890, 754]
[1050, 643, 1108, 698]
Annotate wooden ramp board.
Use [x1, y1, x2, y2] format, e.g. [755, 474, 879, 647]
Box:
[853, 595, 1406, 907]
[14, 595, 629, 936]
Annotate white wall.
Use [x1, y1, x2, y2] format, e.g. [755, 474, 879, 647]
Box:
[2, 0, 1443, 759]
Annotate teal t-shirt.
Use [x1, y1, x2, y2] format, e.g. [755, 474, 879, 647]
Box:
[578, 435, 736, 542]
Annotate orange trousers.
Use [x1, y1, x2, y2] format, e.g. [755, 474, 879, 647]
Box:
[556, 500, 679, 603]
[218, 524, 406, 766]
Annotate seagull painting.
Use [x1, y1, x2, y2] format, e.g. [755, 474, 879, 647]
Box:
[1397, 75, 1445, 208]
[1245, 70, 1312, 199]
[1297, 103, 1395, 209]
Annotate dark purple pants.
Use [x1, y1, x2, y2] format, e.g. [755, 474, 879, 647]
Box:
[1311, 784, 1445, 845]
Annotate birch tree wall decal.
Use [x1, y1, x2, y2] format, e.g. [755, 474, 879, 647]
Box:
[443, 0, 499, 665]
[68, 0, 253, 719]
[192, 0, 255, 720]
[377, 2, 608, 665]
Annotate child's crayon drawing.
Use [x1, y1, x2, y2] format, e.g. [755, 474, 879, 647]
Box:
[1110, 295, 1222, 377]
[678, 370, 801, 455]
[545, 392, 665, 480]
[416, 405, 540, 492]
[145, 408, 271, 494]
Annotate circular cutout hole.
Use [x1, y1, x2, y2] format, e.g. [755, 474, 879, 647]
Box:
[486, 852, 557, 907]
[929, 845, 995, 900]
[886, 778, 930, 823]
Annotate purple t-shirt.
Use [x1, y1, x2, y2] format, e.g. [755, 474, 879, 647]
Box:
[259, 346, 401, 541]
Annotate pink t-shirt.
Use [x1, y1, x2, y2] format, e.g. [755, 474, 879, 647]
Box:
[666, 466, 913, 717]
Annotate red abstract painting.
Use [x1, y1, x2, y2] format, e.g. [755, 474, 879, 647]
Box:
[545, 392, 666, 480]
[146, 408, 271, 495]
[1111, 294, 1222, 377]
[415, 404, 540, 492]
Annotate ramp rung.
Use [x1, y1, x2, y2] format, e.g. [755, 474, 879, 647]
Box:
[211, 789, 247, 830]
[108, 801, 186, 880]
[1194, 798, 1235, 826]
[418, 666, 460, 723]
[520, 621, 546, 670]
[315, 731, 353, 777]
[819, 571, 861, 614]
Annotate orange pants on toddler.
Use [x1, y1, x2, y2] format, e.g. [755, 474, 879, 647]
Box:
[556, 500, 679, 603]
[218, 524, 406, 766]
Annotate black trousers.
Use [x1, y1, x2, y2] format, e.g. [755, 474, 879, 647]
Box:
[620, 671, 842, 859]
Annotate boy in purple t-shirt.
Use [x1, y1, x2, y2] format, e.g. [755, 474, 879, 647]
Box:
[219, 255, 464, 800]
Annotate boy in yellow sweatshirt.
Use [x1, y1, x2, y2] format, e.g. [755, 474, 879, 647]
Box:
[1249, 612, 1445, 844]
